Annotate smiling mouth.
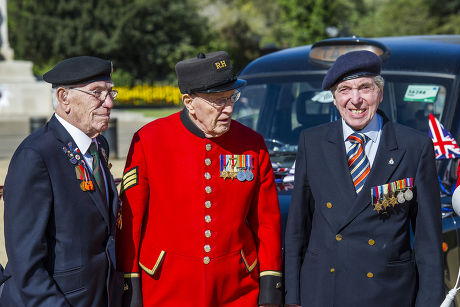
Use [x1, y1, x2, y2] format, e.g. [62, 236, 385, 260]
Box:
[350, 109, 365, 114]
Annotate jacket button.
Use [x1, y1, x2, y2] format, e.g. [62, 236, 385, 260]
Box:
[205, 158, 211, 166]
[203, 256, 210, 264]
[205, 201, 212, 209]
[335, 234, 343, 241]
[330, 268, 335, 273]
[204, 244, 211, 252]
[205, 215, 212, 223]
[204, 172, 211, 180]
[368, 239, 375, 246]
[205, 186, 212, 194]
[367, 272, 374, 278]
[205, 230, 212, 238]
[275, 282, 282, 289]
[206, 144, 212, 151]
[326, 202, 333, 208]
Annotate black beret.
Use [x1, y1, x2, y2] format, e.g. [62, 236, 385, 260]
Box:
[175, 51, 246, 94]
[43, 56, 112, 87]
[322, 50, 381, 90]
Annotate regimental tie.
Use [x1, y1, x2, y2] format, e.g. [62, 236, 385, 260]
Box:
[88, 142, 106, 202]
[347, 132, 370, 193]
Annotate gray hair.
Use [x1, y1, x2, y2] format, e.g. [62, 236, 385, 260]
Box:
[331, 75, 385, 96]
[51, 88, 58, 110]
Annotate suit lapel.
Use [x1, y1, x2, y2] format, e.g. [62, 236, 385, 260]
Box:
[96, 137, 119, 228]
[324, 121, 357, 201]
[49, 116, 110, 227]
[339, 117, 406, 230]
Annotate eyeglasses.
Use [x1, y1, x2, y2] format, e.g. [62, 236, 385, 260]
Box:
[195, 90, 241, 110]
[69, 88, 118, 101]
[335, 83, 376, 96]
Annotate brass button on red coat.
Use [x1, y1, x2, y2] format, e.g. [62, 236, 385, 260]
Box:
[205, 215, 212, 223]
[203, 256, 210, 264]
[205, 201, 212, 209]
[205, 186, 212, 194]
[204, 172, 211, 180]
[204, 245, 211, 252]
[206, 144, 212, 151]
[205, 158, 211, 166]
[205, 230, 212, 238]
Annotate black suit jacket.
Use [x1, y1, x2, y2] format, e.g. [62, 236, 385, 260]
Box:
[0, 115, 123, 307]
[284, 114, 443, 307]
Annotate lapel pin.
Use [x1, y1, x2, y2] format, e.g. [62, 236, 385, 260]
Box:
[388, 158, 394, 165]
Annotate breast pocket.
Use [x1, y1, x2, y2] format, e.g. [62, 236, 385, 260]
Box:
[53, 266, 86, 295]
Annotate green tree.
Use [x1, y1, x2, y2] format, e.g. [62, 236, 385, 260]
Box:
[274, 0, 364, 47]
[8, 0, 212, 84]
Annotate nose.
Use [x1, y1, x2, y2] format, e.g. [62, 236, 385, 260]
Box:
[350, 88, 363, 105]
[102, 95, 115, 109]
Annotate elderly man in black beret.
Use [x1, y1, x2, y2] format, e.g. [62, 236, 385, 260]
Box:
[284, 50, 443, 306]
[116, 51, 283, 307]
[1, 56, 123, 306]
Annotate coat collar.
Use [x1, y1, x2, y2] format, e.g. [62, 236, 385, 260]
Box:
[48, 115, 110, 227]
[338, 112, 406, 230]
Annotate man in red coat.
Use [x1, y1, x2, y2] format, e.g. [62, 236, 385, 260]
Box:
[116, 51, 283, 306]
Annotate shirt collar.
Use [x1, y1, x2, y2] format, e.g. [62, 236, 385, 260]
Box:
[342, 113, 382, 143]
[55, 113, 94, 154]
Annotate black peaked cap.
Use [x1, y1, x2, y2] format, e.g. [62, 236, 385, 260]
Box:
[175, 51, 246, 94]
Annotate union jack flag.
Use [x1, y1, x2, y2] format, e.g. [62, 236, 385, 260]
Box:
[428, 113, 460, 159]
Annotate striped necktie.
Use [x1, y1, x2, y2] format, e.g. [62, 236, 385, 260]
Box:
[347, 132, 370, 193]
[88, 142, 106, 201]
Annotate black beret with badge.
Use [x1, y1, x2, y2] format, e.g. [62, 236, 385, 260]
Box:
[43, 56, 113, 88]
[322, 50, 382, 90]
[175, 51, 247, 94]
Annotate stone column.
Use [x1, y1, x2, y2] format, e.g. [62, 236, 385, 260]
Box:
[0, 0, 13, 60]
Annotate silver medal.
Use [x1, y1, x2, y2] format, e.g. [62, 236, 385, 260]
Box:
[404, 189, 413, 201]
[237, 170, 246, 182]
[397, 192, 405, 204]
[245, 170, 254, 181]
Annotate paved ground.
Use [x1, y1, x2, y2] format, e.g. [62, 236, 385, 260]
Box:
[0, 158, 127, 267]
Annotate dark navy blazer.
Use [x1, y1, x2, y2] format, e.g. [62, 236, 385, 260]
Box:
[284, 114, 443, 307]
[0, 115, 123, 307]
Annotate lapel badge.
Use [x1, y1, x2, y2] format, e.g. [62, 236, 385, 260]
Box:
[388, 158, 394, 165]
[101, 147, 108, 162]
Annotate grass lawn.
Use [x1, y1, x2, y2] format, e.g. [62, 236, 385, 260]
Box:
[124, 106, 183, 118]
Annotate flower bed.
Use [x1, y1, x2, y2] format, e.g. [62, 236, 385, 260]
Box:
[114, 85, 182, 107]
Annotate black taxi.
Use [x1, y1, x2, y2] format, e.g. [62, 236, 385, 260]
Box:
[235, 35, 460, 304]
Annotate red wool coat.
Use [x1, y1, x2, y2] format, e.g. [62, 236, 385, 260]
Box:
[116, 111, 282, 306]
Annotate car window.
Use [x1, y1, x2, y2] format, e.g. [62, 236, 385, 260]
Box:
[234, 74, 452, 153]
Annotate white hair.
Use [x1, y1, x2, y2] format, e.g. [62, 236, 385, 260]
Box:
[51, 88, 58, 110]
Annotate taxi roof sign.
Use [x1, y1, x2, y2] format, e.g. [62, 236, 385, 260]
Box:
[309, 37, 391, 67]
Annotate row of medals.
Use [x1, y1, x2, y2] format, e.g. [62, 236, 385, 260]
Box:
[373, 188, 413, 213]
[63, 144, 94, 192]
[220, 168, 254, 181]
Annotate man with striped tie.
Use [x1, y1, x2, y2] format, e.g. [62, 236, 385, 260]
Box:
[284, 50, 443, 307]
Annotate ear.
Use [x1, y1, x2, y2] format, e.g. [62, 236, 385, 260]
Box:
[183, 94, 195, 115]
[56, 87, 71, 112]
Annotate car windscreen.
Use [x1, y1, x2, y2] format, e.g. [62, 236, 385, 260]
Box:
[234, 74, 452, 154]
